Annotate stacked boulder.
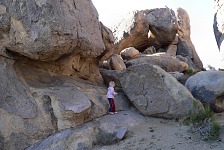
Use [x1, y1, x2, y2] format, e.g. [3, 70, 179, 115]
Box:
[110, 7, 202, 71]
[100, 7, 204, 120]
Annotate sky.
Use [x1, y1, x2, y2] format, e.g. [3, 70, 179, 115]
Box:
[92, 0, 221, 69]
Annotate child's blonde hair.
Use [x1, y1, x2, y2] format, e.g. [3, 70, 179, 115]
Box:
[109, 81, 115, 87]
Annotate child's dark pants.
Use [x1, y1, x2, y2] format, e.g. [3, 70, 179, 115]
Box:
[108, 98, 115, 112]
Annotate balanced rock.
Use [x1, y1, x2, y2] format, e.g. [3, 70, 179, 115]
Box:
[113, 8, 178, 53]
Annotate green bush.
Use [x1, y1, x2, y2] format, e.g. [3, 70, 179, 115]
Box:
[183, 102, 221, 141]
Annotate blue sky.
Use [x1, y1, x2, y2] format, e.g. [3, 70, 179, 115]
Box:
[92, 0, 220, 69]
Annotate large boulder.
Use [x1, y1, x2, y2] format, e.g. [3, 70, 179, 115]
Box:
[27, 110, 145, 150]
[126, 53, 188, 72]
[0, 0, 105, 61]
[185, 70, 224, 112]
[119, 64, 203, 119]
[177, 8, 203, 69]
[113, 8, 178, 53]
[26, 123, 97, 150]
[0, 0, 116, 83]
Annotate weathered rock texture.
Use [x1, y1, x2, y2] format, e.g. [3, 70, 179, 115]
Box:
[185, 70, 224, 112]
[119, 64, 203, 119]
[0, 0, 115, 83]
[0, 0, 104, 61]
[214, 0, 224, 69]
[0, 58, 56, 150]
[0, 1, 120, 148]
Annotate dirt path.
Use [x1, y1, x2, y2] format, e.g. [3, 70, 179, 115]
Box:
[93, 113, 224, 150]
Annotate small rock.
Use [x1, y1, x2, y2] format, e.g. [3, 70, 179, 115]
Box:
[116, 127, 128, 140]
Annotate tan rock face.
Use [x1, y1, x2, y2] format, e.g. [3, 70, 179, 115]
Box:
[120, 47, 140, 60]
[177, 8, 191, 39]
[176, 8, 203, 69]
[0, 0, 105, 61]
[109, 54, 126, 71]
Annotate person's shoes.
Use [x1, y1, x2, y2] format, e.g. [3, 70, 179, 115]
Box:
[114, 112, 118, 114]
[109, 112, 115, 115]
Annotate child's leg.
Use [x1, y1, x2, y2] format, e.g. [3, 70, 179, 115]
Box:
[108, 98, 112, 112]
[111, 98, 115, 112]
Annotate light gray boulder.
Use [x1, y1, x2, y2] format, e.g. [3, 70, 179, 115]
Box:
[119, 64, 203, 119]
[125, 53, 188, 72]
[185, 70, 224, 112]
[26, 124, 97, 150]
[0, 0, 105, 61]
[27, 110, 145, 150]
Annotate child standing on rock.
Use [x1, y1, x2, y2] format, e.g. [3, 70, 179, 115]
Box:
[107, 81, 118, 115]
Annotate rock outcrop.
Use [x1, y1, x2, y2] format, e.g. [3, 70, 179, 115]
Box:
[112, 7, 203, 70]
[185, 70, 224, 112]
[0, 1, 207, 149]
[0, 1, 118, 149]
[113, 8, 178, 53]
[0, 0, 115, 83]
[119, 64, 203, 119]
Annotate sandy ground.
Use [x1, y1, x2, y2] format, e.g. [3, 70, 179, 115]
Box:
[93, 112, 224, 150]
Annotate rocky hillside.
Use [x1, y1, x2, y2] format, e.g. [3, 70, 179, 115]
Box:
[0, 0, 222, 150]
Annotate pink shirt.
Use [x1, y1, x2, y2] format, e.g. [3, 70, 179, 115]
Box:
[107, 87, 115, 98]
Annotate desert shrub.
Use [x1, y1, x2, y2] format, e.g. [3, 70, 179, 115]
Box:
[183, 68, 201, 75]
[183, 100, 221, 141]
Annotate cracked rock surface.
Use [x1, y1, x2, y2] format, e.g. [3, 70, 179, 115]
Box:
[119, 64, 203, 119]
